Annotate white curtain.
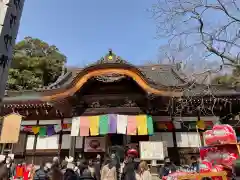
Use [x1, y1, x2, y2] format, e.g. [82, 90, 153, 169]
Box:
[176, 132, 201, 147]
[36, 135, 59, 149]
[26, 135, 35, 150]
[61, 134, 71, 149]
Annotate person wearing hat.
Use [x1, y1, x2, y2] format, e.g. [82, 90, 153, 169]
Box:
[121, 150, 138, 180]
[126, 149, 138, 158]
[159, 157, 177, 178]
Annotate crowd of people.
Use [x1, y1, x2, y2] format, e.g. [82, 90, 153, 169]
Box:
[1, 152, 236, 180]
[0, 150, 153, 180]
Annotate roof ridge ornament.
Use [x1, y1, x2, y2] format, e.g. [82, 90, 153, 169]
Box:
[108, 48, 113, 60]
[95, 49, 128, 65]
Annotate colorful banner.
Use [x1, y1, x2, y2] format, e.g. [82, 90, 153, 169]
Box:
[155, 122, 174, 131]
[136, 115, 148, 135]
[79, 116, 89, 136]
[89, 116, 99, 136]
[147, 115, 154, 135]
[127, 116, 137, 135]
[71, 117, 80, 136]
[108, 114, 117, 133]
[117, 115, 127, 134]
[20, 114, 155, 137]
[188, 121, 213, 130]
[99, 115, 108, 135]
[21, 123, 71, 136]
[39, 127, 46, 137]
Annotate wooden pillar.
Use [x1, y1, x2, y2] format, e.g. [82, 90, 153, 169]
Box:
[57, 117, 64, 159]
[197, 108, 204, 146]
[170, 97, 180, 165]
[82, 137, 86, 159]
[32, 119, 39, 164]
[69, 136, 76, 158]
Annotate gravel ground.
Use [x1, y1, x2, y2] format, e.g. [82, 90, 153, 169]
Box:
[152, 174, 161, 180]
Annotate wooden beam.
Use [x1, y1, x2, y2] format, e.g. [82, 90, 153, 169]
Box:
[75, 107, 169, 116]
[81, 93, 146, 101]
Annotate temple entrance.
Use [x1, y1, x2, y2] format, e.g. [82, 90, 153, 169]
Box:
[109, 134, 124, 146]
[68, 68, 163, 160]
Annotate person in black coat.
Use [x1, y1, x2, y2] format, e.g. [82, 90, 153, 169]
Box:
[0, 162, 8, 180]
[5, 156, 16, 179]
[159, 157, 177, 178]
[50, 167, 63, 180]
[79, 168, 96, 180]
[121, 156, 136, 180]
[34, 162, 50, 180]
[63, 168, 79, 180]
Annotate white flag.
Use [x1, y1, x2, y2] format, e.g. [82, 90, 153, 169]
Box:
[71, 117, 80, 136]
[117, 115, 127, 134]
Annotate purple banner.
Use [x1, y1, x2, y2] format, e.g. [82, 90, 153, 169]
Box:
[108, 114, 117, 133]
[47, 125, 55, 136]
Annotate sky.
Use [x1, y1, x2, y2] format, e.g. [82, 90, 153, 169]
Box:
[16, 0, 165, 67]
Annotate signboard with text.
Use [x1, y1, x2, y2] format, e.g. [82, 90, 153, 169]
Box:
[140, 141, 168, 160]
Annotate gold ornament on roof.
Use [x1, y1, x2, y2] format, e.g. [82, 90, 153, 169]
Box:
[108, 49, 113, 60]
[108, 55, 113, 60]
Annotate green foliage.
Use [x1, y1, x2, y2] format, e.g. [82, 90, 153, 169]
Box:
[212, 67, 240, 86]
[212, 74, 235, 86]
[7, 37, 66, 90]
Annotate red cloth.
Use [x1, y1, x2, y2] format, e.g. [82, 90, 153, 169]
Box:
[23, 170, 29, 180]
[166, 122, 174, 130]
[62, 124, 68, 129]
[15, 165, 25, 178]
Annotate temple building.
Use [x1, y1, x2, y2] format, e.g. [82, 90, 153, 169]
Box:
[1, 50, 240, 165]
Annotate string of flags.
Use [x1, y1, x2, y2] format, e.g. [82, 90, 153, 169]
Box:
[70, 114, 154, 136]
[155, 120, 213, 131]
[20, 123, 71, 137]
[188, 120, 213, 130]
[19, 115, 215, 137]
[20, 114, 154, 137]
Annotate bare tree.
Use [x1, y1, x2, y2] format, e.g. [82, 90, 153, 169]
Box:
[149, 0, 240, 122]
[151, 0, 240, 68]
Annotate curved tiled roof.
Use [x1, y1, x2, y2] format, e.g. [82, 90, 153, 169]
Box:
[43, 49, 187, 90]
[3, 64, 186, 103]
[3, 50, 239, 104]
[45, 64, 187, 90]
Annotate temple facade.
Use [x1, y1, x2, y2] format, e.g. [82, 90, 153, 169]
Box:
[1, 50, 240, 165]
